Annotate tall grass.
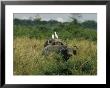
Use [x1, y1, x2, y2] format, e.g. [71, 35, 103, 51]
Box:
[13, 37, 97, 75]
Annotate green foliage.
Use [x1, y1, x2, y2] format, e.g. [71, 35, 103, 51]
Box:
[81, 20, 97, 29]
[14, 19, 97, 41]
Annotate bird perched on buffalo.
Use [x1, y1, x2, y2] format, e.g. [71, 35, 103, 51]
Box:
[43, 31, 78, 61]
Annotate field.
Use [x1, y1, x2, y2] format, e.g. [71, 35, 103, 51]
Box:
[13, 19, 97, 75]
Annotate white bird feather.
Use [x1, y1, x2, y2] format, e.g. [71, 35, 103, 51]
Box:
[52, 34, 55, 39]
[54, 32, 58, 39]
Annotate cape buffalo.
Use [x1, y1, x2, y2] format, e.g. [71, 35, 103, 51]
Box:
[42, 45, 77, 61]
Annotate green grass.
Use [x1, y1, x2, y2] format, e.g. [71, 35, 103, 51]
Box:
[13, 37, 97, 75]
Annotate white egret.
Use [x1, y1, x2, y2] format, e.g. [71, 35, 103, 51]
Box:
[54, 32, 58, 39]
[52, 34, 55, 39]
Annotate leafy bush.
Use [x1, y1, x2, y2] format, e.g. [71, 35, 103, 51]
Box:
[81, 20, 97, 29]
[14, 19, 97, 41]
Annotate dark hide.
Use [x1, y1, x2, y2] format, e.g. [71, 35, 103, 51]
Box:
[43, 45, 77, 61]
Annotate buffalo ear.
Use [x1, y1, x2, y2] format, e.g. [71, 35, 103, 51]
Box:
[44, 41, 48, 47]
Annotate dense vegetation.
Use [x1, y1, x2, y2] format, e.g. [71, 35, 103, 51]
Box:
[13, 18, 97, 75]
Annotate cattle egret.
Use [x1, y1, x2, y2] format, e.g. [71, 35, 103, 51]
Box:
[52, 34, 55, 39]
[54, 32, 58, 39]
